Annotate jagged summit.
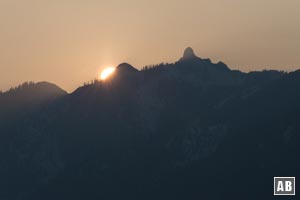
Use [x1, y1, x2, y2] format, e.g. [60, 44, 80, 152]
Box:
[116, 63, 139, 73]
[182, 47, 198, 60]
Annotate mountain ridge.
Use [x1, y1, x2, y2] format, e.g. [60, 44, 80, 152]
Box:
[0, 48, 299, 200]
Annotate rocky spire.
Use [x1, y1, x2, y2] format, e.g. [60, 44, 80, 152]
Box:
[182, 47, 197, 60]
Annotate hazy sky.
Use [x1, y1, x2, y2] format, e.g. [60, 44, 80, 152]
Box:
[1, 0, 300, 92]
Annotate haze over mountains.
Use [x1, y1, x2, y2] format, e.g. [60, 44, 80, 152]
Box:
[1, 48, 300, 200]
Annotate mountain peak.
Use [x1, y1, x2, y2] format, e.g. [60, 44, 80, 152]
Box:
[182, 47, 197, 60]
[116, 63, 139, 73]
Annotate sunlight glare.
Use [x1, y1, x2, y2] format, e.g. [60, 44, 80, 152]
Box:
[100, 67, 115, 80]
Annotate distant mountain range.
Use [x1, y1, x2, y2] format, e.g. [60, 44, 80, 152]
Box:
[1, 48, 300, 200]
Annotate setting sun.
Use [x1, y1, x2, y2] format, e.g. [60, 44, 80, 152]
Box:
[100, 67, 115, 80]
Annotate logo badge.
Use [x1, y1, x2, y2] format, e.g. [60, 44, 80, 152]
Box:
[274, 177, 295, 195]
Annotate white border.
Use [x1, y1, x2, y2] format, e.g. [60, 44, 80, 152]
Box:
[274, 177, 295, 196]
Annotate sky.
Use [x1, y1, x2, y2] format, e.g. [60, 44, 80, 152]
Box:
[0, 0, 300, 92]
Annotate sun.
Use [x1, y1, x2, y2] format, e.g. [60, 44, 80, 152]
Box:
[100, 67, 115, 80]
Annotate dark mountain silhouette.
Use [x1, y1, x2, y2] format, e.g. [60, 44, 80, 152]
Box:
[116, 62, 139, 73]
[1, 48, 300, 200]
[110, 62, 140, 84]
[0, 81, 66, 123]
